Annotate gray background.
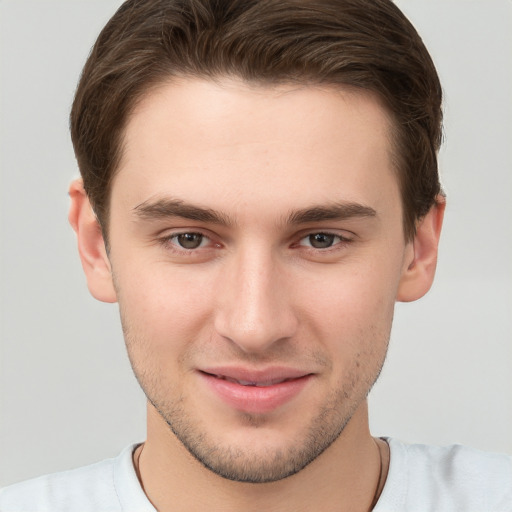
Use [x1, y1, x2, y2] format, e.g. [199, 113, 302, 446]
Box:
[1, 0, 511, 486]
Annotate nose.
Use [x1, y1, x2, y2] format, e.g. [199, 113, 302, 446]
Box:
[213, 246, 298, 354]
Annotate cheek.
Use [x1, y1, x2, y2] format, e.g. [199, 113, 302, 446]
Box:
[298, 263, 398, 330]
[292, 259, 400, 372]
[114, 262, 216, 352]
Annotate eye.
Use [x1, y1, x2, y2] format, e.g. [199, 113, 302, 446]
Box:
[299, 232, 345, 249]
[170, 232, 208, 250]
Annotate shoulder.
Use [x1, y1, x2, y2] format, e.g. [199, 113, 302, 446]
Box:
[376, 438, 512, 512]
[0, 458, 117, 512]
[0, 444, 150, 512]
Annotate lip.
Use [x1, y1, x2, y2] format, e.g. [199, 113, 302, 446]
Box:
[198, 366, 313, 414]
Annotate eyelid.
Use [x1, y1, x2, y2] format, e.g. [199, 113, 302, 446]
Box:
[297, 229, 354, 241]
[157, 228, 220, 252]
[294, 230, 355, 251]
[170, 232, 209, 249]
[155, 228, 354, 254]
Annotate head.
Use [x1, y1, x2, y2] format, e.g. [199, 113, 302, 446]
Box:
[71, 0, 442, 243]
[69, 0, 444, 484]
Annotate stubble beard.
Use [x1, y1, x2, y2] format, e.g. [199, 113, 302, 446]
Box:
[118, 303, 390, 484]
[145, 380, 360, 483]
[126, 346, 388, 484]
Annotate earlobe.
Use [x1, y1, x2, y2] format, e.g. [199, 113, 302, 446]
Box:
[396, 196, 446, 302]
[68, 179, 117, 303]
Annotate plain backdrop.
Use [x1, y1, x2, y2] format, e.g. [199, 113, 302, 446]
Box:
[0, 0, 511, 487]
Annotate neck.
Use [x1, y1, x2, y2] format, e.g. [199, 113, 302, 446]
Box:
[135, 400, 388, 512]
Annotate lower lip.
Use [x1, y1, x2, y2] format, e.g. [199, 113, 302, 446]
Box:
[199, 372, 312, 414]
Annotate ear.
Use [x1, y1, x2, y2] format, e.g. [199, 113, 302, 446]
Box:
[68, 179, 117, 303]
[396, 196, 446, 302]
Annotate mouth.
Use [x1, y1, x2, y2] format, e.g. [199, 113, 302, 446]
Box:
[203, 372, 302, 387]
[198, 367, 314, 414]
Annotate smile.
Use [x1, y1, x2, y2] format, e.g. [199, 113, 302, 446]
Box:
[209, 374, 296, 387]
[198, 368, 313, 414]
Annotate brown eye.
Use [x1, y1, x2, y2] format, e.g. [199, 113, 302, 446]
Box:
[308, 233, 336, 249]
[175, 233, 205, 249]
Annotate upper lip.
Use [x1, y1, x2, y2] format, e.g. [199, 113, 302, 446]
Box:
[199, 366, 312, 386]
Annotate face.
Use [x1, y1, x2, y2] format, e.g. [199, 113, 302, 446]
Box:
[106, 78, 413, 482]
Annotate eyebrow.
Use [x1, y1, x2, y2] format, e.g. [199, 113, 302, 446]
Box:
[133, 198, 234, 225]
[286, 202, 377, 224]
[133, 197, 376, 226]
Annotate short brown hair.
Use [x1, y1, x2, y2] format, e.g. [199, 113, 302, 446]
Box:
[70, 0, 442, 240]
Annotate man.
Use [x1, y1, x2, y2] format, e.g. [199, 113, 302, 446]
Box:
[1, 0, 510, 510]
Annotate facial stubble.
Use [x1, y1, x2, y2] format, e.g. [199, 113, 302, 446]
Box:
[120, 311, 390, 484]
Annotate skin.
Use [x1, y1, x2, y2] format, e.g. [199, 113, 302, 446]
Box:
[69, 78, 444, 511]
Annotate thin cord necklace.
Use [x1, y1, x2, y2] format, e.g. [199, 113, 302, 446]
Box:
[134, 441, 385, 510]
[134, 443, 144, 486]
[369, 440, 384, 511]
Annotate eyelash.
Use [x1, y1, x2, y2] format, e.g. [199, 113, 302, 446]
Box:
[158, 230, 353, 256]
[296, 232, 352, 250]
[158, 231, 217, 256]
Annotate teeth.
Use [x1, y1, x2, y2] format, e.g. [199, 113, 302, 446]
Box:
[254, 380, 287, 387]
[215, 375, 287, 387]
[238, 380, 259, 386]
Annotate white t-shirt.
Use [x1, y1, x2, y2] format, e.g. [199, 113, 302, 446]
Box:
[1, 439, 511, 511]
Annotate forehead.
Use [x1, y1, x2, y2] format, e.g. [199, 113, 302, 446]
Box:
[113, 78, 399, 222]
